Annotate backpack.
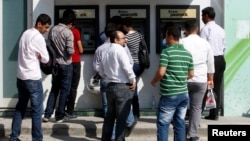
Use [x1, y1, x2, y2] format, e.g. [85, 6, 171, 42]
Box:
[138, 34, 150, 69]
[40, 39, 57, 75]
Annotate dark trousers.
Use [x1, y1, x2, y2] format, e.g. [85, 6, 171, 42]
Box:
[66, 62, 81, 114]
[208, 56, 226, 117]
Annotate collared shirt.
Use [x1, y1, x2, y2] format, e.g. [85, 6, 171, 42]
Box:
[99, 43, 136, 84]
[49, 23, 74, 65]
[17, 28, 49, 80]
[181, 34, 215, 82]
[200, 21, 226, 56]
[93, 40, 134, 72]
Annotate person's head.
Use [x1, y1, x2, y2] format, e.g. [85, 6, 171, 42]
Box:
[63, 9, 76, 26]
[110, 30, 127, 47]
[105, 22, 116, 38]
[184, 19, 199, 35]
[202, 7, 215, 24]
[108, 16, 123, 31]
[62, 14, 76, 28]
[35, 14, 51, 34]
[165, 26, 180, 44]
[122, 17, 133, 33]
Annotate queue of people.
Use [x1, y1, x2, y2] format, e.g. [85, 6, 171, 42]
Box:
[9, 6, 225, 141]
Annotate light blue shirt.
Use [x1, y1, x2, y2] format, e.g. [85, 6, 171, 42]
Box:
[200, 21, 226, 56]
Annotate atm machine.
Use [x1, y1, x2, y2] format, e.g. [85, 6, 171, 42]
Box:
[106, 5, 150, 52]
[156, 5, 200, 53]
[55, 5, 99, 53]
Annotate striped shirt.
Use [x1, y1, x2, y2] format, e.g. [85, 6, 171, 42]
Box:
[126, 31, 142, 64]
[160, 44, 194, 96]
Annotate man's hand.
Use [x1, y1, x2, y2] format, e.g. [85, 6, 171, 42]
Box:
[129, 82, 136, 91]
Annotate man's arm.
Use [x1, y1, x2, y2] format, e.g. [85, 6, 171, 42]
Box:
[151, 66, 166, 87]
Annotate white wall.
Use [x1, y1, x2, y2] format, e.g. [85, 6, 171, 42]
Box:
[29, 0, 219, 110]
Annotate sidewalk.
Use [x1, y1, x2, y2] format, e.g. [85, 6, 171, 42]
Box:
[1, 116, 250, 141]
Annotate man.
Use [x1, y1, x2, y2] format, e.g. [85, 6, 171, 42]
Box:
[63, 9, 84, 119]
[151, 26, 194, 141]
[200, 7, 226, 120]
[43, 12, 75, 122]
[181, 20, 215, 141]
[99, 30, 136, 141]
[9, 14, 51, 141]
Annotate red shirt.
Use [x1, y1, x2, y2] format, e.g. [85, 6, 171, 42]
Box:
[71, 27, 82, 62]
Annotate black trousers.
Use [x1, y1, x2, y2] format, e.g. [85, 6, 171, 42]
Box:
[209, 55, 226, 117]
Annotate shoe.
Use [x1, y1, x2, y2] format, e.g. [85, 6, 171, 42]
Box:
[43, 117, 49, 122]
[189, 136, 199, 141]
[9, 137, 21, 141]
[125, 117, 138, 137]
[56, 118, 64, 123]
[204, 115, 218, 120]
[65, 112, 77, 119]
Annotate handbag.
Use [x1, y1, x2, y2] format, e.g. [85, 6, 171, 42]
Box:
[138, 33, 150, 69]
[204, 89, 217, 110]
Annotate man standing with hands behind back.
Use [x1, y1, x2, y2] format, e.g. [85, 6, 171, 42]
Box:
[200, 7, 226, 120]
[99, 30, 136, 141]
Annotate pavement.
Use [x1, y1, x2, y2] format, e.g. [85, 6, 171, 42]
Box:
[1, 115, 250, 141]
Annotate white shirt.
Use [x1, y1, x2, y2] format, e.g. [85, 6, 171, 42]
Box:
[181, 34, 215, 82]
[200, 21, 226, 56]
[99, 43, 136, 84]
[93, 40, 133, 72]
[17, 28, 49, 80]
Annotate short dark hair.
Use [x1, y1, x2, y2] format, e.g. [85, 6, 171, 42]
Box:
[62, 13, 76, 25]
[184, 19, 198, 32]
[35, 14, 51, 26]
[62, 9, 76, 25]
[167, 26, 180, 41]
[105, 23, 116, 37]
[108, 16, 122, 25]
[110, 31, 119, 43]
[202, 7, 215, 19]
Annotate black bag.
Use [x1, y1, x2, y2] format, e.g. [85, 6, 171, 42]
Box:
[40, 39, 57, 75]
[138, 34, 150, 69]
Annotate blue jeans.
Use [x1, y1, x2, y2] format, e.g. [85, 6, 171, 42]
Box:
[132, 63, 145, 117]
[10, 79, 43, 141]
[101, 83, 133, 141]
[44, 64, 72, 120]
[157, 93, 189, 141]
[66, 62, 81, 114]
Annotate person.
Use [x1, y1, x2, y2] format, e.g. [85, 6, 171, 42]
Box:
[94, 23, 136, 140]
[181, 20, 215, 141]
[200, 7, 226, 120]
[151, 26, 194, 141]
[123, 17, 146, 118]
[43, 11, 75, 123]
[63, 9, 84, 119]
[99, 30, 136, 141]
[9, 14, 51, 141]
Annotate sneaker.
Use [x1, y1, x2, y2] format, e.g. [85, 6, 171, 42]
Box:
[56, 118, 64, 123]
[65, 112, 77, 119]
[43, 117, 49, 122]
